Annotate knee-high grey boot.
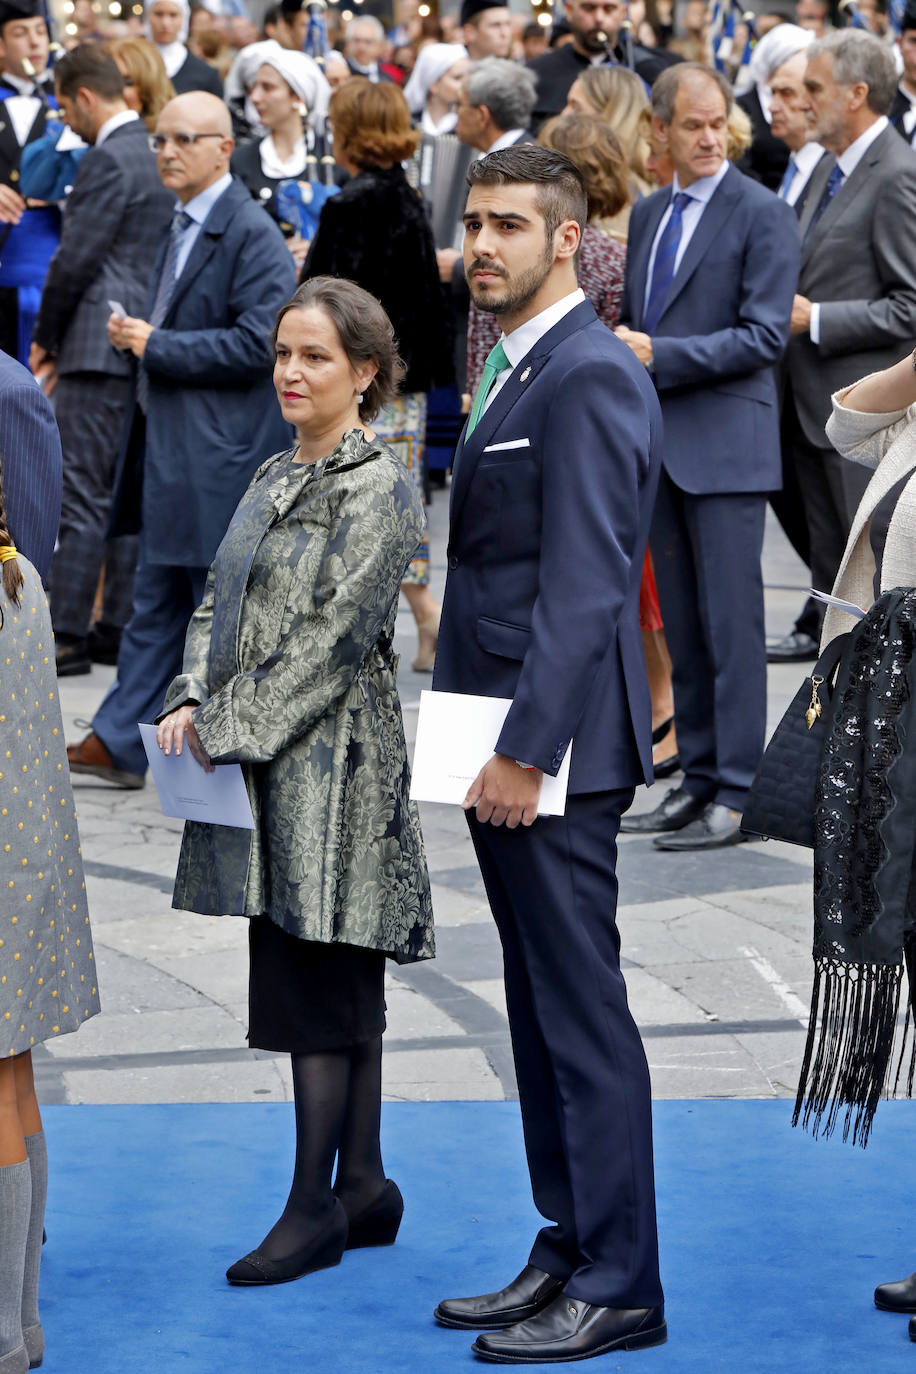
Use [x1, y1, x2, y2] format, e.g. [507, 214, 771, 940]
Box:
[22, 1133, 46, 1369]
[0, 1159, 31, 1372]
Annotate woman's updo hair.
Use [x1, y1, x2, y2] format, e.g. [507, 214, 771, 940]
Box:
[328, 77, 420, 169]
[273, 276, 406, 423]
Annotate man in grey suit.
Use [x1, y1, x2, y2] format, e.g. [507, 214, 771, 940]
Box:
[30, 44, 173, 676]
[770, 29, 916, 658]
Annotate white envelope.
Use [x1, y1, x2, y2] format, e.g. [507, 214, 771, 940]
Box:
[409, 691, 571, 816]
[139, 723, 255, 829]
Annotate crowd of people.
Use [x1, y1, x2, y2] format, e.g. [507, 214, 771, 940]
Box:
[1, 0, 916, 1365]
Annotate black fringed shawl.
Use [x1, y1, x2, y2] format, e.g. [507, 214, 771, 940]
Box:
[795, 587, 916, 1145]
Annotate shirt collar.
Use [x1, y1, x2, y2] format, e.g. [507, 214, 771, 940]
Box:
[0, 69, 47, 96]
[179, 171, 233, 226]
[500, 288, 586, 370]
[671, 158, 729, 204]
[95, 108, 140, 147]
[836, 115, 888, 177]
[485, 128, 526, 154]
[794, 140, 826, 175]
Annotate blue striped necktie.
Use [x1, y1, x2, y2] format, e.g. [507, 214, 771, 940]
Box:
[778, 155, 798, 200]
[643, 191, 692, 336]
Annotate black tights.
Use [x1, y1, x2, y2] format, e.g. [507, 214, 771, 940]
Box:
[257, 1037, 386, 1261]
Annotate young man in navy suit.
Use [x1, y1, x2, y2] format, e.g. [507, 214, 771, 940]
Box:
[432, 146, 667, 1364]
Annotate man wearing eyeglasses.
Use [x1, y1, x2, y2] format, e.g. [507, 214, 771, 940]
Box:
[66, 88, 296, 790]
[30, 43, 172, 678]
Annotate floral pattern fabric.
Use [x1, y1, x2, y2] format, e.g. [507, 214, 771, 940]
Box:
[163, 430, 435, 966]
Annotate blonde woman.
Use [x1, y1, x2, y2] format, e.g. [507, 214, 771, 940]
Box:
[563, 65, 652, 220]
[106, 36, 175, 131]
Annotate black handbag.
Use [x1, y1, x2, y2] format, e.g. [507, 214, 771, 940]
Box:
[740, 632, 851, 847]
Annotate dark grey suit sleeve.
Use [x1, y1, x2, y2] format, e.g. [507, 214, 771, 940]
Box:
[816, 168, 916, 357]
[32, 147, 130, 355]
[0, 375, 62, 582]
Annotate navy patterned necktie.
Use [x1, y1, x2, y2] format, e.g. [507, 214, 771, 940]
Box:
[137, 209, 192, 413]
[643, 190, 692, 336]
[804, 163, 843, 239]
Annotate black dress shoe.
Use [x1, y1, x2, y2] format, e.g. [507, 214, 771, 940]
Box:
[653, 752, 680, 780]
[226, 1199, 348, 1286]
[766, 631, 819, 664]
[619, 785, 706, 834]
[471, 1294, 667, 1363]
[875, 1272, 916, 1312]
[339, 1179, 403, 1249]
[653, 802, 747, 851]
[55, 638, 91, 677]
[435, 1265, 566, 1331]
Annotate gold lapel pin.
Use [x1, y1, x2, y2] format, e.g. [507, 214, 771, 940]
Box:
[520, 367, 531, 382]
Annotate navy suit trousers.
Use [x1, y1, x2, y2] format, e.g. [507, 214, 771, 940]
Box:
[466, 789, 663, 1309]
[92, 554, 208, 776]
[651, 474, 767, 810]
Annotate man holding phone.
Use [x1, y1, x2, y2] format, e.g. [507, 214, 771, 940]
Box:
[29, 44, 171, 675]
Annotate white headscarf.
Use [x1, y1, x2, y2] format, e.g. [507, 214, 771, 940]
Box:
[735, 22, 813, 106]
[403, 42, 467, 118]
[224, 38, 331, 129]
[145, 0, 190, 78]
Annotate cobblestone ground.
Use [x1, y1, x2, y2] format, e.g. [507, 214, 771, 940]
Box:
[39, 489, 825, 1107]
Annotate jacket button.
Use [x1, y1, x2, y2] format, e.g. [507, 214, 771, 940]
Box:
[448, 556, 459, 570]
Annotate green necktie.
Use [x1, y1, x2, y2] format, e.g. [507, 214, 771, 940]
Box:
[466, 339, 510, 437]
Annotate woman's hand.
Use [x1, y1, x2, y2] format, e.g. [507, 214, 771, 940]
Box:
[156, 705, 215, 772]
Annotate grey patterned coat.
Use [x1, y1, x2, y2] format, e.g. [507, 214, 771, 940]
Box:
[162, 430, 434, 965]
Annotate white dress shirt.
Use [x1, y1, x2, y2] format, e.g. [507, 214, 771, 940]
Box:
[810, 116, 889, 344]
[95, 108, 141, 147]
[482, 288, 586, 416]
[643, 159, 730, 307]
[778, 140, 826, 207]
[173, 171, 232, 278]
[484, 128, 527, 154]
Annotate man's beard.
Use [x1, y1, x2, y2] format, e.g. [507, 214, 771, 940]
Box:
[577, 25, 613, 52]
[470, 246, 554, 317]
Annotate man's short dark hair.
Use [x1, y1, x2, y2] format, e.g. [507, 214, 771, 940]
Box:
[55, 43, 125, 101]
[466, 144, 587, 241]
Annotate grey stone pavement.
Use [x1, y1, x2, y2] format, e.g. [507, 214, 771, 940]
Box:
[38, 485, 823, 1109]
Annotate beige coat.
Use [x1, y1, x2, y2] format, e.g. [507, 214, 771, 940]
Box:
[820, 379, 916, 649]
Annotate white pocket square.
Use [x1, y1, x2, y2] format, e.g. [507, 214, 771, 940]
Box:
[482, 438, 531, 452]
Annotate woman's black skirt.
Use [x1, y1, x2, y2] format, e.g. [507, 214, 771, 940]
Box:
[248, 916, 387, 1054]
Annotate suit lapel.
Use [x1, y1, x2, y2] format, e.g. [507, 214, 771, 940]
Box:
[653, 166, 741, 323]
[629, 192, 668, 331]
[161, 182, 238, 322]
[797, 152, 837, 256]
[802, 128, 894, 268]
[449, 300, 595, 530]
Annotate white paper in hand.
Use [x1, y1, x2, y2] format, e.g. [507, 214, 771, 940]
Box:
[139, 723, 255, 829]
[409, 690, 571, 816]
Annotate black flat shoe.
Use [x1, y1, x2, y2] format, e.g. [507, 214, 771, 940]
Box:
[435, 1265, 566, 1331]
[653, 752, 680, 779]
[653, 802, 748, 851]
[619, 784, 706, 834]
[226, 1198, 348, 1286]
[341, 1179, 403, 1249]
[651, 716, 673, 746]
[471, 1295, 667, 1363]
[876, 1272, 916, 1312]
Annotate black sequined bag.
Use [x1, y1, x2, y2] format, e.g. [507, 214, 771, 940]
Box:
[740, 632, 851, 847]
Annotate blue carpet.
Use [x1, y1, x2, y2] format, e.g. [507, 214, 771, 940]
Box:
[37, 1100, 916, 1373]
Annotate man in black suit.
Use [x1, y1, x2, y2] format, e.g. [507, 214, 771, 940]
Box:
[891, 3, 916, 143]
[527, 0, 680, 131]
[616, 63, 800, 849]
[0, 349, 60, 580]
[30, 44, 173, 676]
[0, 0, 57, 363]
[433, 145, 666, 1365]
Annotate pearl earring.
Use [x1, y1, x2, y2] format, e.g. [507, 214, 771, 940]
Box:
[356, 393, 364, 403]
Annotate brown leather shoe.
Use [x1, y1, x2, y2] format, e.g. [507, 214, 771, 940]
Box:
[67, 732, 145, 789]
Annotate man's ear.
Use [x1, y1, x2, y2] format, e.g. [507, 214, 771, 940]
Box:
[651, 114, 670, 151]
[555, 218, 581, 262]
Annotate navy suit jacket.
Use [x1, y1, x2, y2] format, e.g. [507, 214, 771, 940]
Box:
[433, 299, 663, 794]
[110, 177, 296, 568]
[0, 350, 61, 581]
[620, 164, 800, 494]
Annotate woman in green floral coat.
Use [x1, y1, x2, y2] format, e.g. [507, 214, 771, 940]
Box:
[156, 277, 434, 1288]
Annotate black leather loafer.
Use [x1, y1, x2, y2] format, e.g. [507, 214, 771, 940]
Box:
[226, 1199, 348, 1286]
[766, 631, 819, 663]
[471, 1294, 667, 1363]
[619, 785, 706, 834]
[653, 802, 748, 851]
[435, 1265, 566, 1330]
[876, 1272, 916, 1312]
